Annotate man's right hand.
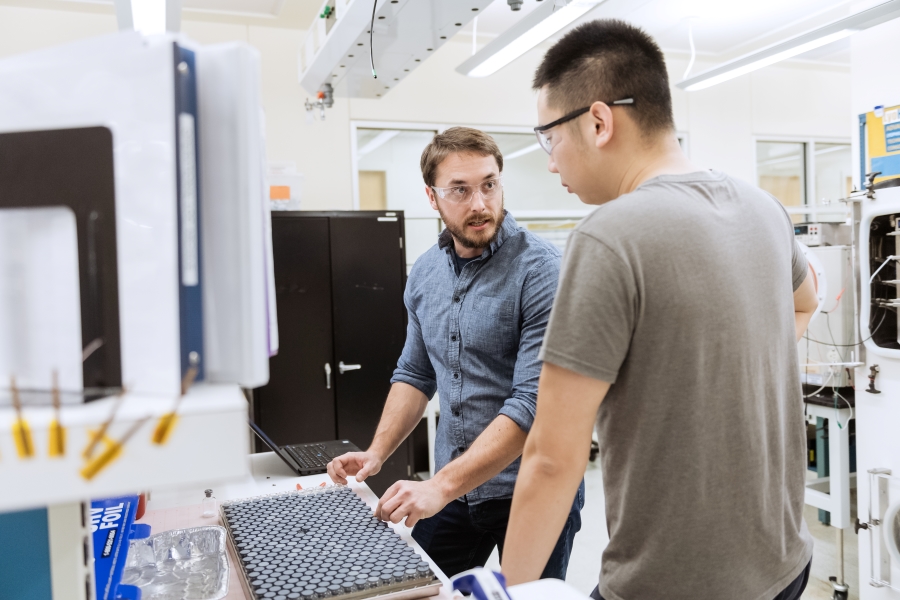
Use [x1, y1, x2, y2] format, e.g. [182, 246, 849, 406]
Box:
[327, 451, 384, 485]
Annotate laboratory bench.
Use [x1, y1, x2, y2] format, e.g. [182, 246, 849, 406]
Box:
[142, 451, 586, 600]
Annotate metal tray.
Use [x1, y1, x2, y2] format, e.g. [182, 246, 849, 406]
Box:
[121, 526, 230, 600]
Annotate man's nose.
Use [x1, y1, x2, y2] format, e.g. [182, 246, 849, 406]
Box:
[469, 190, 487, 212]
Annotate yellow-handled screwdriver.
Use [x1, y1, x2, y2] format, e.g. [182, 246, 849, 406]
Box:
[80, 416, 150, 481]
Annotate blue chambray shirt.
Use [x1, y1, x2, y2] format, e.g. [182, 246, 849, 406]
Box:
[391, 212, 562, 504]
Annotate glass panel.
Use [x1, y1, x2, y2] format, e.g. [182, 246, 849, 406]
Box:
[814, 142, 852, 222]
[757, 141, 805, 222]
[356, 128, 437, 217]
[489, 132, 588, 213]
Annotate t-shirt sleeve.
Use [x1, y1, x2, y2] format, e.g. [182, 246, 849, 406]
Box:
[791, 237, 809, 292]
[539, 231, 636, 384]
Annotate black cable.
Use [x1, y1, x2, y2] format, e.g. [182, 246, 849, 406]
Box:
[803, 306, 887, 347]
[370, 0, 377, 78]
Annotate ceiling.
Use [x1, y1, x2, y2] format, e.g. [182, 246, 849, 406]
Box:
[463, 0, 854, 66]
[4, 0, 856, 65]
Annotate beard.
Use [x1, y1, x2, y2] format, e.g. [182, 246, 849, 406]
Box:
[438, 196, 506, 251]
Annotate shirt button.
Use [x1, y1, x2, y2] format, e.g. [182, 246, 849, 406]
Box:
[451, 335, 457, 341]
[454, 296, 460, 303]
[453, 373, 459, 379]
[453, 409, 460, 417]
[457, 446, 465, 454]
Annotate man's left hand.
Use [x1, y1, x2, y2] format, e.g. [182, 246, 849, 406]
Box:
[374, 479, 450, 528]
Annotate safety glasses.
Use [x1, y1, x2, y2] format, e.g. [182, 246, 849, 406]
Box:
[431, 177, 503, 205]
[533, 98, 634, 154]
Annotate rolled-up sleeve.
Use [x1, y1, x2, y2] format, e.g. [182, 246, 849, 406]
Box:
[498, 256, 560, 433]
[390, 285, 438, 399]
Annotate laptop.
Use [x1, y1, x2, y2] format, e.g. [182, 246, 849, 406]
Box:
[249, 420, 362, 476]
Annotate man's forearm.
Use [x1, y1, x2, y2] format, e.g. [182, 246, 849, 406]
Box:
[503, 363, 609, 585]
[503, 435, 586, 584]
[368, 382, 429, 461]
[431, 414, 527, 502]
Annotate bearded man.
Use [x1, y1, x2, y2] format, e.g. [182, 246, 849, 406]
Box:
[327, 126, 584, 579]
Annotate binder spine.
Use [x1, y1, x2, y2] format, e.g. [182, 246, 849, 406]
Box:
[174, 44, 205, 381]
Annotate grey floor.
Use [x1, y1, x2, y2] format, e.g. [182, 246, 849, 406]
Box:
[485, 462, 859, 599]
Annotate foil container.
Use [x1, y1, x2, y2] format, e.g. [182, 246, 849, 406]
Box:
[121, 526, 229, 600]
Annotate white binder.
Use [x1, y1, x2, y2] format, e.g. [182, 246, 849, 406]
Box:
[0, 32, 188, 398]
[196, 42, 278, 387]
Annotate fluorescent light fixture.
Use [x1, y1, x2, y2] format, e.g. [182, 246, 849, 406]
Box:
[114, 0, 181, 35]
[505, 142, 542, 160]
[678, 0, 900, 91]
[457, 0, 606, 78]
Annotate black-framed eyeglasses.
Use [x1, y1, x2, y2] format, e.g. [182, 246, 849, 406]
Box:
[533, 98, 634, 154]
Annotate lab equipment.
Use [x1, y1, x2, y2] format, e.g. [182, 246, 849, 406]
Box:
[452, 568, 513, 600]
[299, 0, 492, 99]
[794, 222, 852, 247]
[202, 489, 218, 518]
[221, 486, 441, 599]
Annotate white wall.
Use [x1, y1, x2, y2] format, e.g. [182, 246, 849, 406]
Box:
[849, 4, 900, 598]
[0, 5, 851, 212]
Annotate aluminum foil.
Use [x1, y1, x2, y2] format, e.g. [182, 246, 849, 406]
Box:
[121, 526, 229, 600]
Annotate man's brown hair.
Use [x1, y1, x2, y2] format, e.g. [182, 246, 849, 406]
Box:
[533, 19, 675, 136]
[420, 127, 503, 187]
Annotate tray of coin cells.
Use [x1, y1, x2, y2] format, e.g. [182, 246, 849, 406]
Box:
[221, 486, 441, 600]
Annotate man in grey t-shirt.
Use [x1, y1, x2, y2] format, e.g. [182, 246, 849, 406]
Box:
[501, 20, 821, 600]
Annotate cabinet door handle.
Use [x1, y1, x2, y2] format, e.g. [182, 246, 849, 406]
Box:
[324, 363, 332, 389]
[339, 361, 362, 374]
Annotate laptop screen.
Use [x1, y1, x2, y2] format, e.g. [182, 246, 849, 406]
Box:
[248, 420, 298, 472]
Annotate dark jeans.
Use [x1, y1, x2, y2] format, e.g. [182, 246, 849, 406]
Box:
[412, 481, 585, 579]
[589, 559, 811, 600]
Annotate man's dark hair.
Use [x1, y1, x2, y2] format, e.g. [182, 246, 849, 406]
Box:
[533, 19, 675, 136]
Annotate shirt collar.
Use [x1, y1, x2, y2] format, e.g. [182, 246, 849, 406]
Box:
[438, 210, 517, 258]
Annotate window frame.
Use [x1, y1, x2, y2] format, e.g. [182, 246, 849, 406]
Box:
[350, 119, 688, 217]
[752, 135, 852, 222]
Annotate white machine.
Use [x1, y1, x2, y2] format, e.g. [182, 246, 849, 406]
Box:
[854, 182, 900, 599]
[299, 0, 493, 100]
[798, 243, 857, 389]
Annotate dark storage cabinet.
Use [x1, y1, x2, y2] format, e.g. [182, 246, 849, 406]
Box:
[254, 211, 411, 496]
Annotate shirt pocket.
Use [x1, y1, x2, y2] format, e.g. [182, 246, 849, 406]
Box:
[464, 295, 518, 357]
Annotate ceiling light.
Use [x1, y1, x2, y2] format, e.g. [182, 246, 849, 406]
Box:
[678, 0, 900, 91]
[457, 0, 606, 78]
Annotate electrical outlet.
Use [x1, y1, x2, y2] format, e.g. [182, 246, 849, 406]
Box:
[827, 348, 841, 375]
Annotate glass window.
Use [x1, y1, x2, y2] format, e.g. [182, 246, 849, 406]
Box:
[489, 132, 587, 213]
[814, 142, 852, 221]
[356, 128, 436, 215]
[757, 141, 806, 221]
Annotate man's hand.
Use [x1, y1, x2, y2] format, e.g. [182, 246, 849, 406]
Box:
[374, 480, 451, 528]
[327, 451, 383, 485]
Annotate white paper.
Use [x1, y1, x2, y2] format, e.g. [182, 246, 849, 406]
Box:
[0, 208, 83, 402]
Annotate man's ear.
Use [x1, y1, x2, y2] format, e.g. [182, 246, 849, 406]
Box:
[587, 100, 614, 150]
[426, 185, 439, 211]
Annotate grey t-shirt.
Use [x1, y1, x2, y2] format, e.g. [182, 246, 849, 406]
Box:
[540, 170, 813, 600]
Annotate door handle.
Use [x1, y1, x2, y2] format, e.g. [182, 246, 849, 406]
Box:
[339, 361, 361, 374]
[324, 363, 332, 389]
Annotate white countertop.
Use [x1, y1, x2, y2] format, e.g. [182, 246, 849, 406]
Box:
[146, 451, 588, 600]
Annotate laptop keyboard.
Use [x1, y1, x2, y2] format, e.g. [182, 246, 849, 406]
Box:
[286, 443, 332, 469]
